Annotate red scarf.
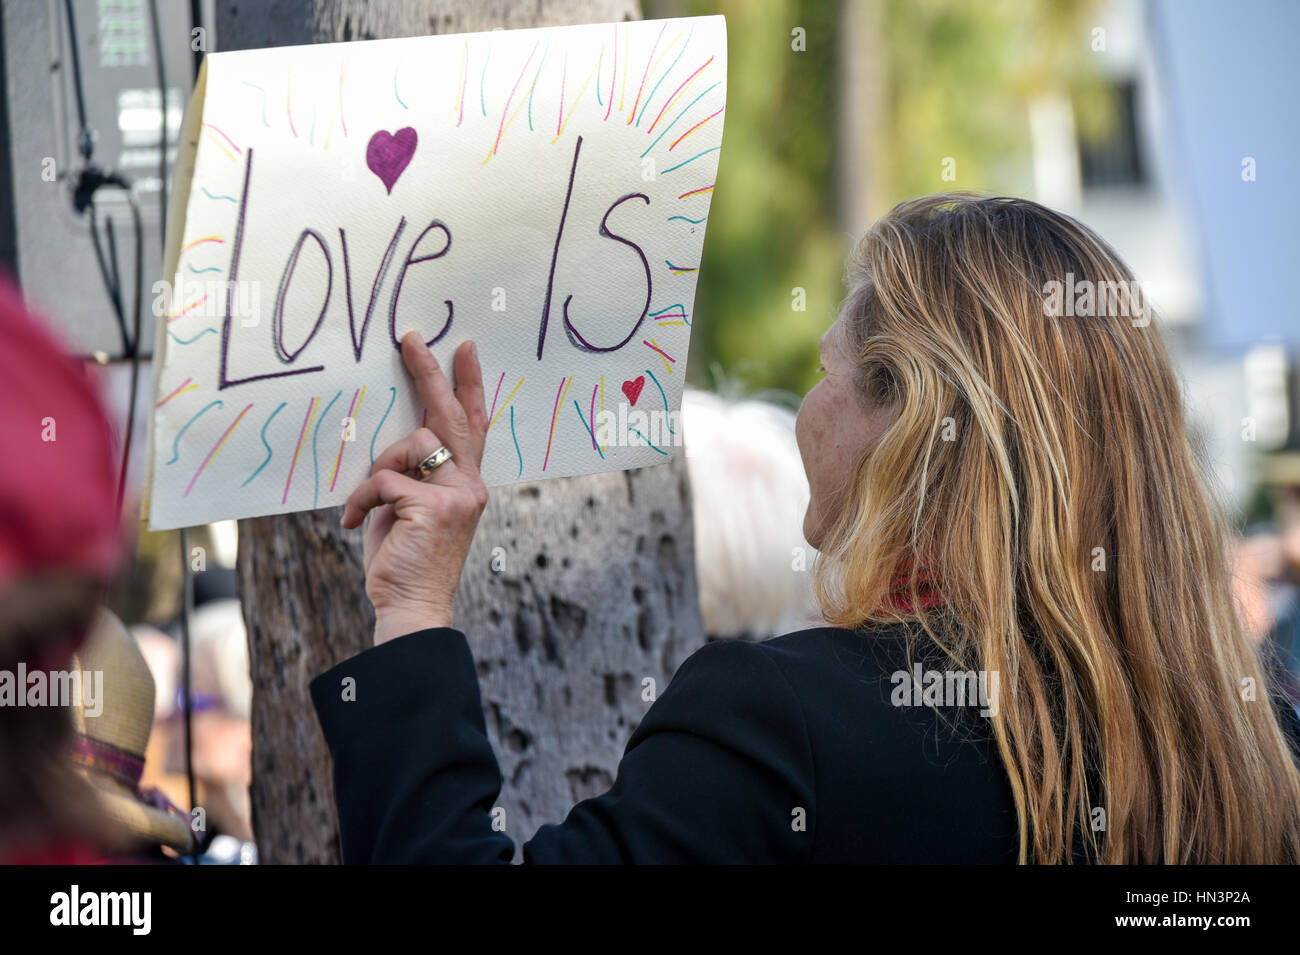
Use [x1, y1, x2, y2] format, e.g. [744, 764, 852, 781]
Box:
[884, 561, 945, 614]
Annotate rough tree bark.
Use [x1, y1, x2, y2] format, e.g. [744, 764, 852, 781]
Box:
[226, 0, 707, 864]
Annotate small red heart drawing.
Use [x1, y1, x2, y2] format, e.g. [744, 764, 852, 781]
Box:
[622, 376, 645, 406]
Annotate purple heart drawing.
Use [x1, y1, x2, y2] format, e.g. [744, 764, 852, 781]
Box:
[366, 127, 418, 195]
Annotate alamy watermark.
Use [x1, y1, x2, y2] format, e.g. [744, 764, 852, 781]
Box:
[0, 666, 103, 716]
[891, 664, 1000, 717]
[1042, 273, 1151, 327]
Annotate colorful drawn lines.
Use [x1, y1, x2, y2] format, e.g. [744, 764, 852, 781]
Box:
[394, 63, 408, 109]
[282, 397, 320, 505]
[510, 405, 523, 477]
[557, 53, 566, 137]
[370, 387, 397, 466]
[181, 235, 224, 253]
[626, 21, 668, 126]
[637, 25, 692, 128]
[484, 39, 541, 164]
[167, 400, 223, 465]
[338, 59, 350, 139]
[652, 303, 691, 327]
[669, 105, 723, 150]
[646, 56, 713, 135]
[487, 372, 505, 423]
[641, 81, 720, 158]
[168, 327, 216, 345]
[678, 184, 714, 200]
[156, 378, 196, 408]
[201, 123, 243, 155]
[185, 404, 253, 497]
[573, 399, 605, 460]
[631, 426, 670, 455]
[604, 23, 618, 121]
[665, 260, 698, 275]
[328, 386, 366, 492]
[552, 49, 601, 143]
[527, 41, 554, 131]
[242, 401, 287, 488]
[480, 38, 491, 118]
[200, 187, 238, 202]
[167, 295, 208, 322]
[312, 391, 342, 508]
[241, 81, 270, 127]
[645, 368, 675, 434]
[543, 376, 573, 471]
[456, 40, 468, 127]
[619, 23, 630, 114]
[644, 338, 676, 373]
[667, 215, 706, 224]
[488, 374, 525, 432]
[662, 146, 719, 174]
[286, 66, 298, 137]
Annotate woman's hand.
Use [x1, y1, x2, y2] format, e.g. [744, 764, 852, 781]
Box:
[342, 331, 490, 645]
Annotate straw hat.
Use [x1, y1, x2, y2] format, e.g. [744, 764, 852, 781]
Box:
[70, 608, 194, 853]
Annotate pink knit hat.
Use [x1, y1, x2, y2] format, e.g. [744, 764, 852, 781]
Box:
[0, 274, 122, 593]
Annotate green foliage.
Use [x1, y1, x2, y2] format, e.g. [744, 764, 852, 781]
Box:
[649, 0, 1106, 399]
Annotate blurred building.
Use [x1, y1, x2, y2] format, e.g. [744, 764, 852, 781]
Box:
[1026, 0, 1297, 511]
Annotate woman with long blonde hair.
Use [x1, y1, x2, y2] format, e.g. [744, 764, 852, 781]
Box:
[311, 193, 1300, 864]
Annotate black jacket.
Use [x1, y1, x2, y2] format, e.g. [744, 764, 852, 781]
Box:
[310, 623, 1024, 863]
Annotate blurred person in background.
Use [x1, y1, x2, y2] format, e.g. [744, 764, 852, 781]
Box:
[681, 389, 820, 640]
[175, 596, 255, 852]
[69, 609, 194, 862]
[1259, 475, 1300, 710]
[0, 277, 125, 862]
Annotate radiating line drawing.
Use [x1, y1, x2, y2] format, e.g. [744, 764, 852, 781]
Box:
[573, 399, 605, 460]
[282, 397, 320, 505]
[641, 81, 720, 158]
[669, 105, 723, 150]
[626, 21, 668, 126]
[646, 56, 713, 134]
[644, 338, 676, 373]
[370, 386, 398, 466]
[156, 378, 196, 407]
[631, 426, 669, 455]
[662, 145, 719, 174]
[167, 295, 208, 322]
[186, 404, 253, 497]
[167, 400, 223, 465]
[488, 375, 525, 432]
[312, 390, 343, 507]
[543, 375, 573, 471]
[242, 401, 288, 487]
[180, 235, 224, 252]
[637, 25, 692, 127]
[645, 367, 675, 434]
[677, 184, 714, 199]
[510, 405, 523, 477]
[241, 81, 271, 127]
[167, 327, 217, 345]
[329, 386, 366, 492]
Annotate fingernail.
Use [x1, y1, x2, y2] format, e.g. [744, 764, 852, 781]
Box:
[469, 341, 478, 362]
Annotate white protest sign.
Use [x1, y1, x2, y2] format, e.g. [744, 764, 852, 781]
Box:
[144, 16, 726, 530]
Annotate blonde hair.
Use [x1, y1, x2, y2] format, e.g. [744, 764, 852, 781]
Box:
[813, 193, 1300, 863]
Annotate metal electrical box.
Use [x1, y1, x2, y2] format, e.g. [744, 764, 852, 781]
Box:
[0, 0, 207, 357]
